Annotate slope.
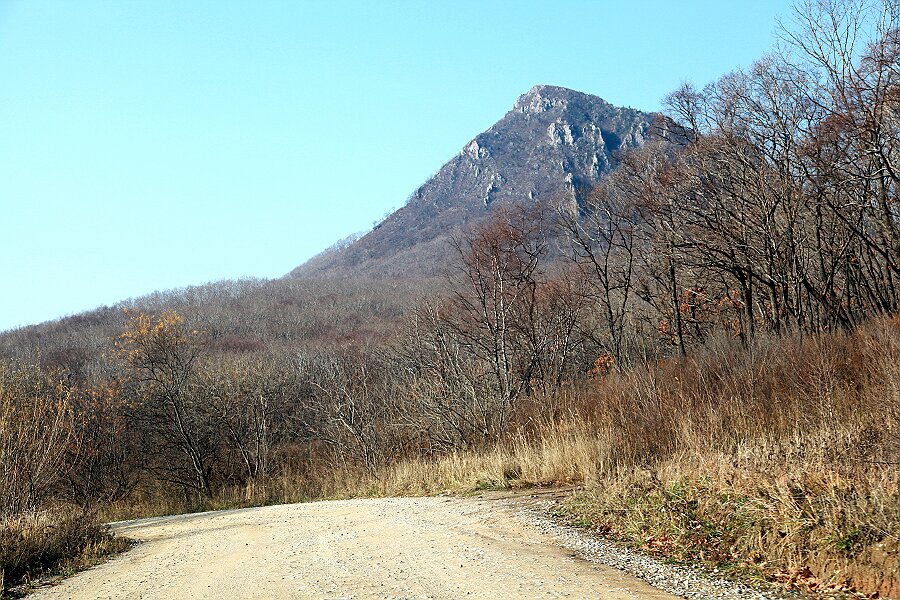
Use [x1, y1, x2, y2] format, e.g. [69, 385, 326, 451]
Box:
[291, 85, 659, 278]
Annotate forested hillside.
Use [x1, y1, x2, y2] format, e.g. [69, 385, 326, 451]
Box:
[2, 1, 898, 597]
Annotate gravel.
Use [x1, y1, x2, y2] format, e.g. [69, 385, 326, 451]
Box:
[513, 499, 788, 600]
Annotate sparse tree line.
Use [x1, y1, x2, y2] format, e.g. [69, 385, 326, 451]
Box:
[626, 0, 900, 343]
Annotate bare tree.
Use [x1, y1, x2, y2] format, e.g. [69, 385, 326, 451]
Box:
[0, 363, 77, 516]
[117, 310, 216, 499]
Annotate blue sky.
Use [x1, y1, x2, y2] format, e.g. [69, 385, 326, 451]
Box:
[0, 0, 791, 332]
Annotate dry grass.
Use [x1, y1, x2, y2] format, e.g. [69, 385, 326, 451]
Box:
[314, 319, 900, 598]
[103, 320, 900, 598]
[0, 509, 130, 597]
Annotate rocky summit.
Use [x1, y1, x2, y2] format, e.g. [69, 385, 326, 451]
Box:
[291, 85, 658, 278]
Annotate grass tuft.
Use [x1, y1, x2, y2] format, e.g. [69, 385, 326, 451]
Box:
[1, 509, 130, 597]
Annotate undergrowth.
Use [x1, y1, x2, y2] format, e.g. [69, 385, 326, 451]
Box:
[343, 320, 900, 598]
[102, 320, 900, 598]
[0, 509, 130, 598]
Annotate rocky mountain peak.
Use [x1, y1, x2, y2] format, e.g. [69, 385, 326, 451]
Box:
[291, 85, 658, 278]
[513, 84, 612, 115]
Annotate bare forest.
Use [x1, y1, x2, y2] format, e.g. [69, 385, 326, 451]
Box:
[2, 1, 899, 597]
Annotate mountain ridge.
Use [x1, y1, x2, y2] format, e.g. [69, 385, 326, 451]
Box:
[291, 84, 659, 278]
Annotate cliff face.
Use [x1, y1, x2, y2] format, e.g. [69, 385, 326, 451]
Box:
[291, 85, 658, 278]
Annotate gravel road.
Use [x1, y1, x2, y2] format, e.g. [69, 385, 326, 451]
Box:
[28, 497, 684, 600]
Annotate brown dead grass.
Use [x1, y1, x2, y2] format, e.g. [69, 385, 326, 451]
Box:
[329, 319, 900, 598]
[104, 320, 900, 598]
[0, 509, 130, 597]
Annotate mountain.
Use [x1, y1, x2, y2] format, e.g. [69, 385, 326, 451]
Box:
[291, 85, 659, 278]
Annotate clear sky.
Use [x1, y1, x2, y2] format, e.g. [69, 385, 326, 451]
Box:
[0, 0, 791, 332]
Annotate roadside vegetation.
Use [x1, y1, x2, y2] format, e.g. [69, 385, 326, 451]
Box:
[1, 0, 898, 597]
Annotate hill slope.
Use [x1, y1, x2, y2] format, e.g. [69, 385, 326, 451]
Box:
[291, 85, 658, 278]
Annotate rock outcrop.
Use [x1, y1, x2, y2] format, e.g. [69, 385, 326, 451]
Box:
[291, 85, 658, 278]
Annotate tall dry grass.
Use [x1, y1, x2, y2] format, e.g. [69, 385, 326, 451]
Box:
[0, 510, 128, 596]
[0, 364, 129, 596]
[103, 320, 899, 597]
[326, 319, 900, 597]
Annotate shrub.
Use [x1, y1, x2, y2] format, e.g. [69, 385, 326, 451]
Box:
[0, 509, 128, 595]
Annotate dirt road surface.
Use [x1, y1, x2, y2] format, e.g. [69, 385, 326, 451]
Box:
[29, 497, 681, 600]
